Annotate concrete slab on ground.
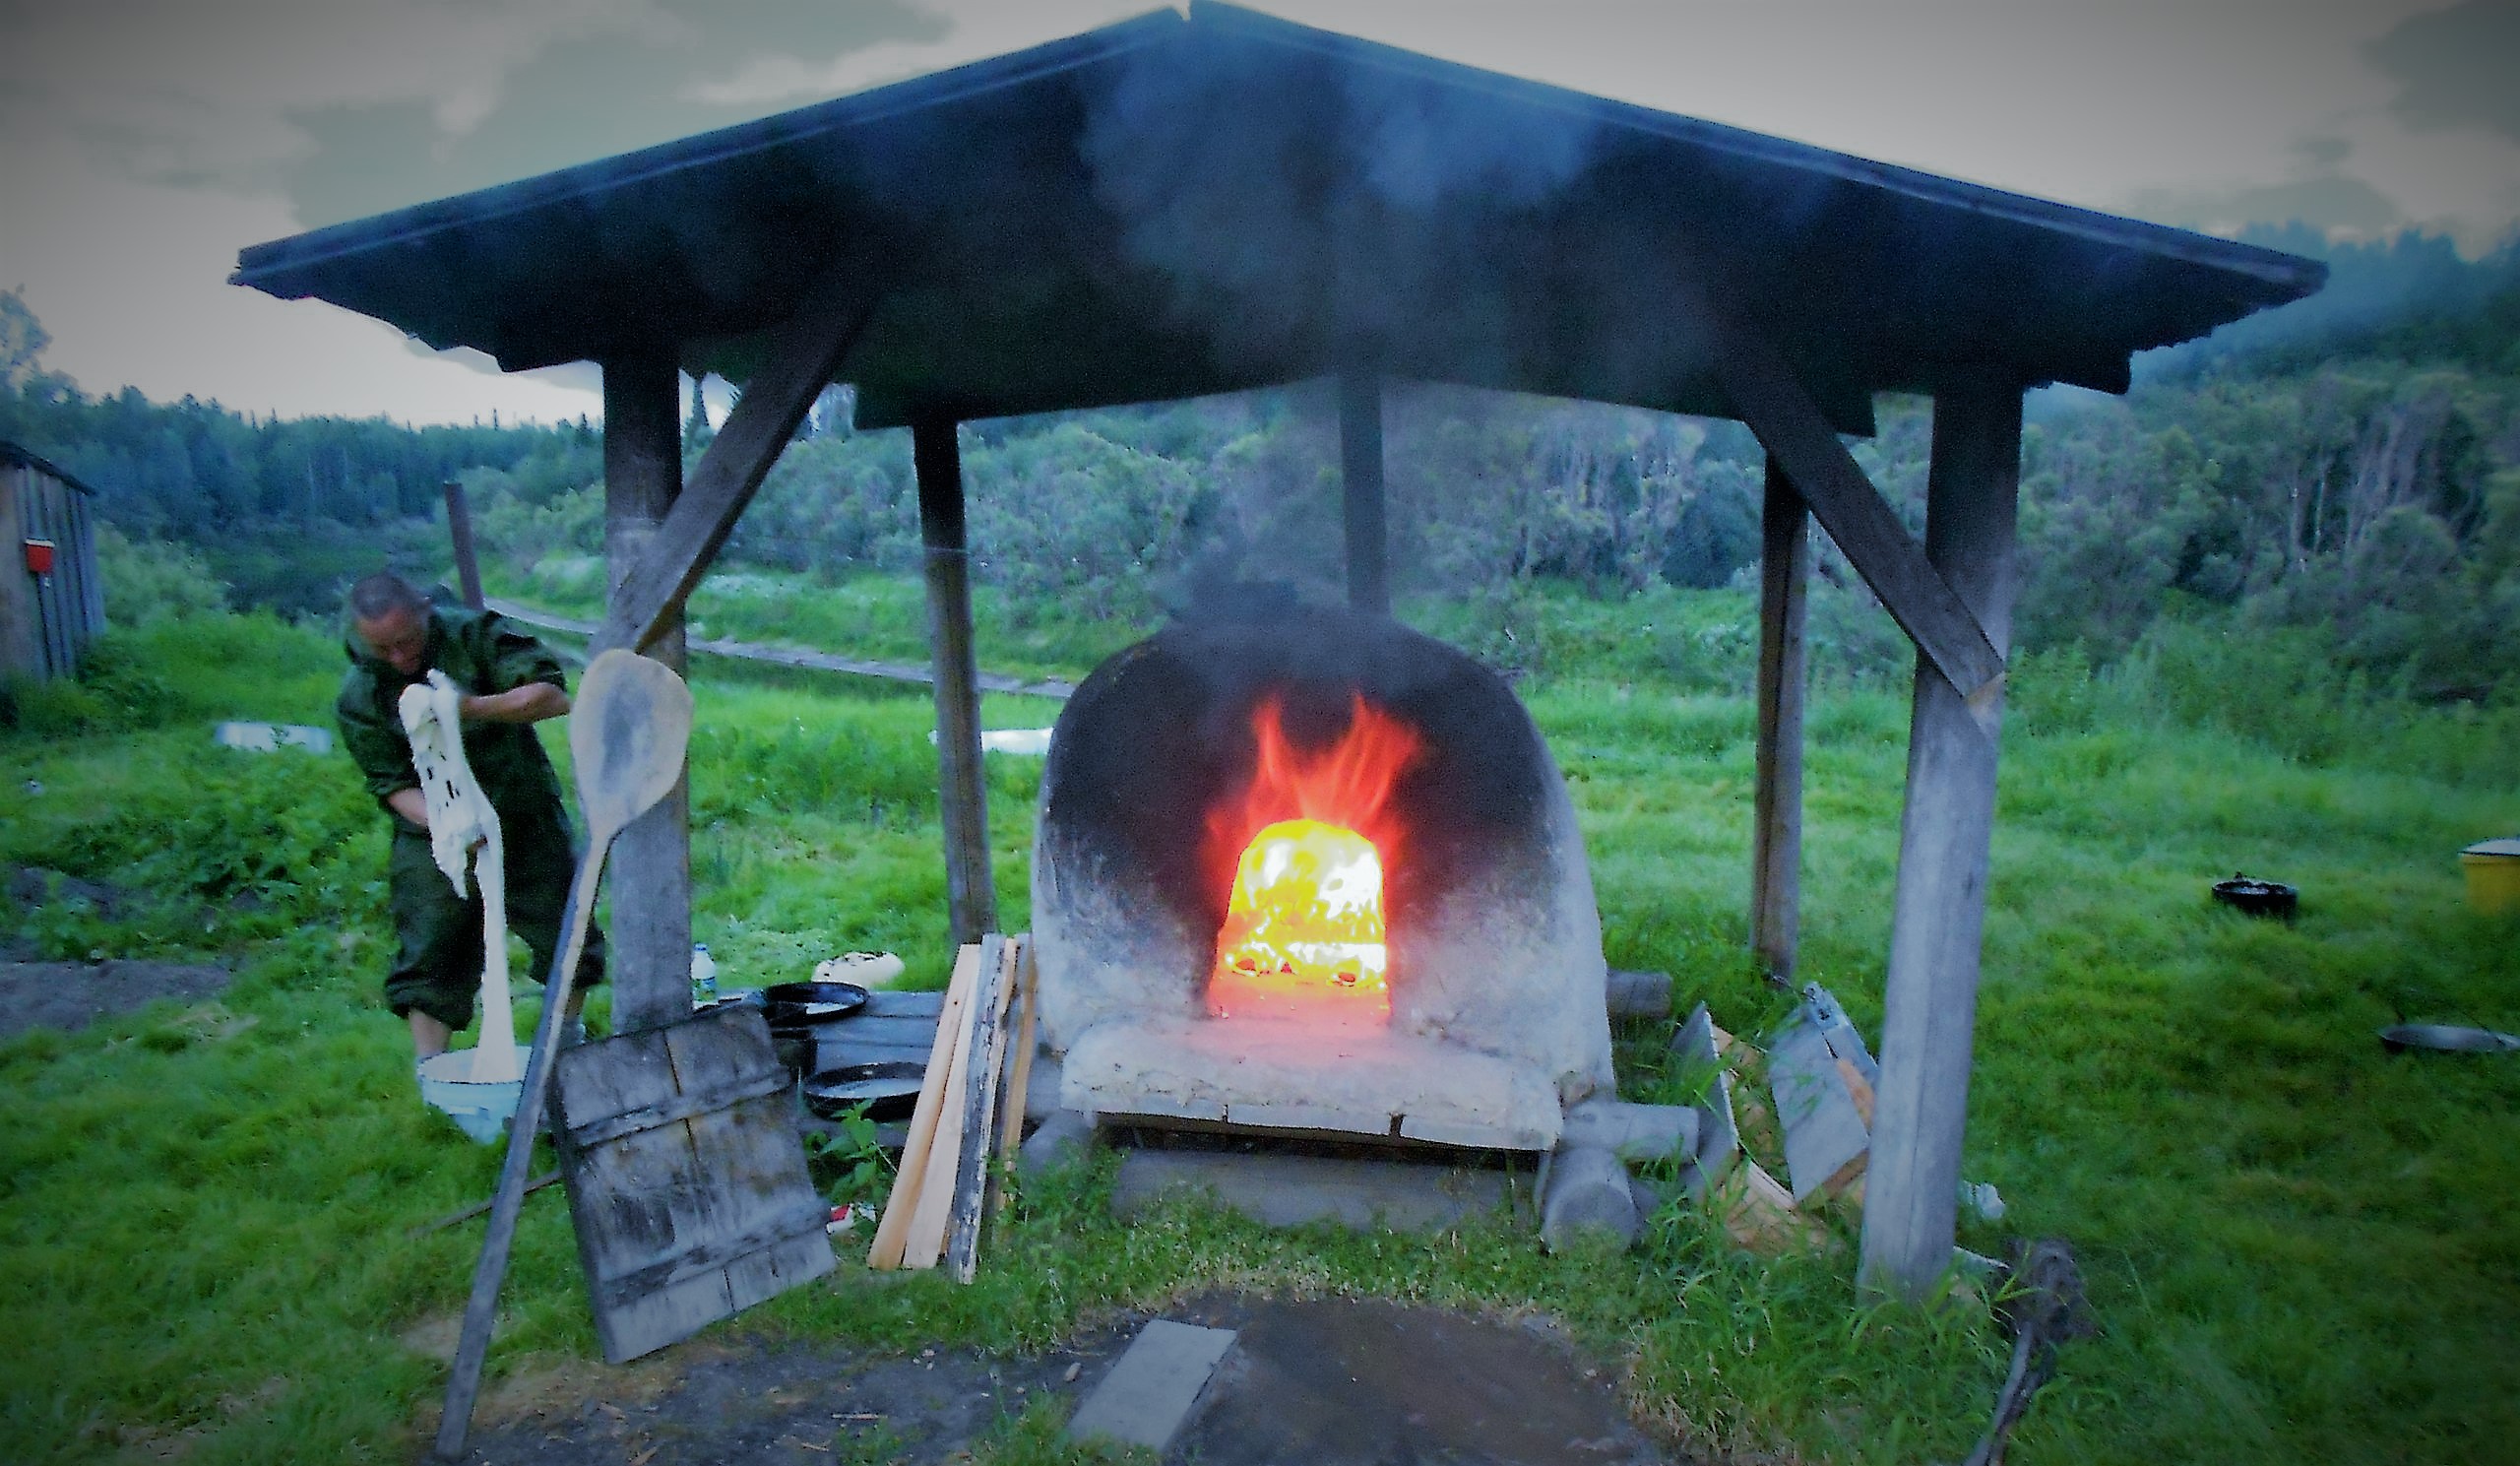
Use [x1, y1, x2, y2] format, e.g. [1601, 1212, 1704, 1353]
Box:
[1063, 1319, 1238, 1452]
[1111, 1148, 1520, 1233]
[1166, 1295, 1679, 1466]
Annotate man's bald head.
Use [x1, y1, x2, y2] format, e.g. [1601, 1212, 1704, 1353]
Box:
[349, 573, 432, 676]
[348, 572, 429, 622]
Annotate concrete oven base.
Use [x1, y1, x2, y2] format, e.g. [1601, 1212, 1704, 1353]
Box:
[1060, 1015, 1566, 1152]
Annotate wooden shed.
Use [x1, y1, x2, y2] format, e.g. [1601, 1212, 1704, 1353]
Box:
[0, 440, 105, 683]
[233, 3, 2323, 1295]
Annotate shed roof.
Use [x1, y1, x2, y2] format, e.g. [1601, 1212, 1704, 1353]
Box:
[0, 439, 97, 496]
[233, 2, 2322, 433]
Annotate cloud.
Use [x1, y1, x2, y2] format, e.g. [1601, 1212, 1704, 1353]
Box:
[2124, 172, 2407, 240]
[282, 0, 945, 227]
[678, 1, 1152, 109]
[2368, 0, 2520, 142]
[0, 147, 602, 421]
[6, 0, 2518, 421]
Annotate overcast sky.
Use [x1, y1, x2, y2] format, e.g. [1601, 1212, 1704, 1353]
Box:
[3, 0, 2515, 425]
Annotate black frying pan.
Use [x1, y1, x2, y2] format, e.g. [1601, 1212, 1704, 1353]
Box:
[762, 981, 870, 1029]
[802, 1060, 925, 1121]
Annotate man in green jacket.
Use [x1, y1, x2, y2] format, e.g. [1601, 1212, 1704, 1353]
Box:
[336, 572, 605, 1068]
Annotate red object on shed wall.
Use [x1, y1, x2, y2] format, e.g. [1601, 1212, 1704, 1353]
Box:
[23, 539, 55, 576]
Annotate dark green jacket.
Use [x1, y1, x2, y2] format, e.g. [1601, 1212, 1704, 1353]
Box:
[336, 606, 570, 823]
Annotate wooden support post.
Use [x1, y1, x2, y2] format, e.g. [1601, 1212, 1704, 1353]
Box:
[595, 262, 874, 656]
[1710, 307, 2003, 700]
[1750, 456, 1809, 982]
[1339, 372, 1390, 615]
[1859, 371, 2024, 1300]
[442, 480, 486, 609]
[914, 414, 997, 946]
[601, 351, 692, 1033]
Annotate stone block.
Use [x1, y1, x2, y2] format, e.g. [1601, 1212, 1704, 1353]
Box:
[1768, 1017, 1869, 1203]
[1670, 1002, 1738, 1192]
[1606, 968, 1673, 1019]
[1540, 1144, 1638, 1250]
[1110, 1150, 1515, 1233]
[1064, 1319, 1239, 1453]
[1560, 1099, 1697, 1161]
[1017, 1109, 1099, 1178]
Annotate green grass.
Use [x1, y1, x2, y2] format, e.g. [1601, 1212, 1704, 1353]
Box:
[2, 592, 2514, 1464]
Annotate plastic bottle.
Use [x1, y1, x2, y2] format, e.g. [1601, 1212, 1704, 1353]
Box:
[689, 942, 719, 1006]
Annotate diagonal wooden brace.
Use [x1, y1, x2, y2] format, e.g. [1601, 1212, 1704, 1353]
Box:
[595, 263, 879, 657]
[1713, 316, 2007, 702]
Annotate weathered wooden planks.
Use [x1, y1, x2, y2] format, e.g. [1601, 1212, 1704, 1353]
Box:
[551, 1004, 834, 1364]
[865, 936, 1035, 1280]
[944, 936, 1021, 1281]
[867, 945, 979, 1269]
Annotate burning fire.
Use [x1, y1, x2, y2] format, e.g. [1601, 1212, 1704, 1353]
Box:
[1208, 694, 1421, 1024]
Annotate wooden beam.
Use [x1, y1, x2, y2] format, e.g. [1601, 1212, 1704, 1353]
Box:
[1750, 456, 1809, 982]
[442, 479, 486, 609]
[1713, 316, 2005, 701]
[1339, 372, 1390, 615]
[1859, 369, 2024, 1300]
[915, 415, 997, 945]
[601, 351, 692, 1034]
[594, 266, 875, 656]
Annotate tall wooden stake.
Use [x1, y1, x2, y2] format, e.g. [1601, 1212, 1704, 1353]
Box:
[1750, 456, 1809, 982]
[600, 351, 692, 1032]
[442, 479, 486, 609]
[1860, 371, 2024, 1299]
[1340, 372, 1390, 615]
[914, 414, 996, 945]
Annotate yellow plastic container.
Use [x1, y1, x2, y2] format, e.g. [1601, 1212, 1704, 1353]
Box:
[2462, 839, 2520, 914]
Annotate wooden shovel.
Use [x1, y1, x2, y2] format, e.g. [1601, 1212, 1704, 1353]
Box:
[432, 649, 693, 1462]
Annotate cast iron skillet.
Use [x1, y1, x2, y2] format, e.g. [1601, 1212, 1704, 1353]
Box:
[802, 1061, 925, 1121]
[2210, 875, 2298, 919]
[762, 981, 870, 1028]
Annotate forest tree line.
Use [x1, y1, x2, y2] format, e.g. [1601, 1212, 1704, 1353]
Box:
[3, 226, 2515, 700]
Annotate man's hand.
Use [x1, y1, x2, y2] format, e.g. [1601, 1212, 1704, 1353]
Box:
[387, 787, 430, 830]
[457, 683, 571, 726]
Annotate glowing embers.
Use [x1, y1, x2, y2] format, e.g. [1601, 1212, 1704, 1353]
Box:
[1206, 694, 1421, 1026]
[1212, 818, 1390, 1022]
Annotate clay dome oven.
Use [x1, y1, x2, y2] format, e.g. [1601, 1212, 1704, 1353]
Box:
[1033, 606, 1613, 1150]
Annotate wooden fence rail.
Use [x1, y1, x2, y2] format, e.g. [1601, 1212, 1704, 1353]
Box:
[483, 597, 1076, 701]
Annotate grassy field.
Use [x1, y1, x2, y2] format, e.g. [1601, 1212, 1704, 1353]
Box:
[2, 586, 2514, 1465]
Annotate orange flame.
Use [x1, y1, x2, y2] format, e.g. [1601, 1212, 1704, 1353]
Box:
[1208, 695, 1421, 1024]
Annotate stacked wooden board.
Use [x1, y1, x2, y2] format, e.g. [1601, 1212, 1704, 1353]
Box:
[866, 933, 1040, 1281]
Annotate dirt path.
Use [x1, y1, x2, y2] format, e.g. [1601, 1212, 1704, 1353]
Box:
[448, 1321, 1135, 1465]
[0, 959, 232, 1040]
[448, 1291, 1686, 1465]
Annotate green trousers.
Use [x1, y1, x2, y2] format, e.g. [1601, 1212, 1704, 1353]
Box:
[384, 797, 606, 1032]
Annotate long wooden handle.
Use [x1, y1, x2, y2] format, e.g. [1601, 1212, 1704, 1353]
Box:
[432, 846, 607, 1462]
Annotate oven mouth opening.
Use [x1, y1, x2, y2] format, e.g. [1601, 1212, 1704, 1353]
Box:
[1210, 816, 1391, 1027]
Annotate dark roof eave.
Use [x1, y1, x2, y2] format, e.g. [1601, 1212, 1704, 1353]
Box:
[228, 1, 2325, 417]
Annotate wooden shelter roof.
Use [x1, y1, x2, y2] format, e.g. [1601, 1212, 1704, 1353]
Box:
[233, 2, 2322, 433]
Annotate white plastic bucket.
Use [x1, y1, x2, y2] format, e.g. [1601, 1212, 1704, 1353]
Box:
[417, 1046, 535, 1144]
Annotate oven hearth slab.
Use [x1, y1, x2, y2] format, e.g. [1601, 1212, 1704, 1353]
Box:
[1061, 1016, 1565, 1151]
[1112, 1149, 1519, 1233]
